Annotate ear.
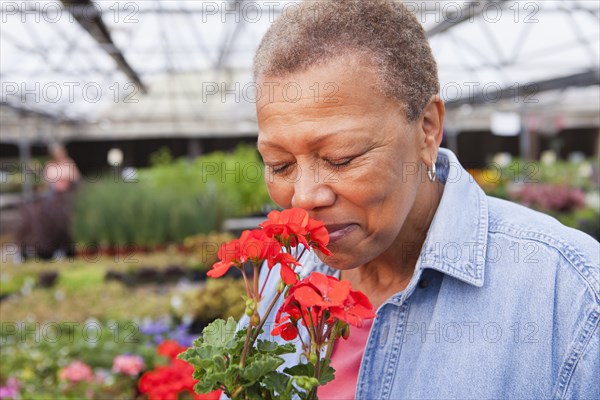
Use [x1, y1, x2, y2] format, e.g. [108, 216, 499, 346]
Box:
[417, 95, 445, 166]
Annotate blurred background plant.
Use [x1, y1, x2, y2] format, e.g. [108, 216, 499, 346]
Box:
[71, 145, 272, 248]
[1, 234, 247, 399]
[470, 153, 600, 239]
[2, 2, 599, 398]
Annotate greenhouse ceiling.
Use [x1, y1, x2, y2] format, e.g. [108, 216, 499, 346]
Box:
[0, 0, 599, 141]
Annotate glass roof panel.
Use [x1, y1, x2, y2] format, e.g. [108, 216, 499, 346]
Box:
[0, 0, 598, 130]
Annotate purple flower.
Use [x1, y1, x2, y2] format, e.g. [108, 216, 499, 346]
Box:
[170, 325, 197, 347]
[139, 318, 170, 336]
[153, 334, 164, 345]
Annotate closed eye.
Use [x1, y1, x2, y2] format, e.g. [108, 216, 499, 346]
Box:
[268, 163, 292, 175]
[326, 157, 354, 169]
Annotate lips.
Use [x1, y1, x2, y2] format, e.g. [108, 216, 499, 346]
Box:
[324, 223, 357, 243]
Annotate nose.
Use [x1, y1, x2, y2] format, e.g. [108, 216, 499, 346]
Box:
[290, 164, 336, 211]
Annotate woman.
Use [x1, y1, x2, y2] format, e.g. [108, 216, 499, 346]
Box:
[249, 1, 599, 399]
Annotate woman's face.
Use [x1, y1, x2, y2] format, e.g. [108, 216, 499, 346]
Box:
[256, 57, 430, 270]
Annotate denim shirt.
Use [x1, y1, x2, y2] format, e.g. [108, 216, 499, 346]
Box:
[239, 148, 600, 400]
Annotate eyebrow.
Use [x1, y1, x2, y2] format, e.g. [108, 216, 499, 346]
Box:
[257, 127, 367, 150]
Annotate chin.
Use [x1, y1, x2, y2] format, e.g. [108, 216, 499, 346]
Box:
[315, 251, 362, 271]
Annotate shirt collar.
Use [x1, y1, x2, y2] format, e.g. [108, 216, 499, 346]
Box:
[418, 148, 489, 287]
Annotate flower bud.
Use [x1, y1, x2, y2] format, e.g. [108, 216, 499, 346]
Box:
[307, 377, 319, 387]
[250, 313, 260, 326]
[309, 353, 318, 364]
[340, 323, 350, 340]
[277, 280, 285, 292]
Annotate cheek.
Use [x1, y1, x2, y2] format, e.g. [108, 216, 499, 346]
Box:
[265, 179, 294, 209]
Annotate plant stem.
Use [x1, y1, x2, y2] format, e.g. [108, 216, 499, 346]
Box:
[250, 290, 284, 345]
[241, 267, 252, 298]
[253, 263, 259, 299]
[324, 321, 339, 362]
[239, 324, 253, 369]
[240, 263, 261, 369]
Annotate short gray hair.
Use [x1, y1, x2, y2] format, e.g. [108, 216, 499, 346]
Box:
[253, 0, 440, 121]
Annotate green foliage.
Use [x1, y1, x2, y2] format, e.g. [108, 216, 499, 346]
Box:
[0, 321, 158, 399]
[0, 283, 175, 323]
[180, 317, 319, 400]
[173, 278, 246, 323]
[183, 232, 234, 270]
[72, 179, 216, 247]
[0, 158, 45, 193]
[149, 146, 173, 167]
[72, 145, 273, 247]
[57, 265, 105, 293]
[192, 145, 272, 216]
[0, 255, 192, 323]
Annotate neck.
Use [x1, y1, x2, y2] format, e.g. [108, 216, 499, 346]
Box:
[341, 179, 444, 309]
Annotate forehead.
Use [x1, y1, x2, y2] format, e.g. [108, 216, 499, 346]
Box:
[256, 57, 404, 148]
[256, 56, 385, 114]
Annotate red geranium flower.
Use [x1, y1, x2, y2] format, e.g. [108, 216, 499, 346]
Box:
[239, 229, 281, 263]
[294, 273, 350, 309]
[157, 340, 186, 360]
[140, 341, 222, 400]
[206, 238, 244, 278]
[207, 229, 281, 278]
[331, 289, 376, 328]
[272, 272, 375, 342]
[260, 208, 309, 247]
[305, 218, 332, 256]
[271, 315, 299, 341]
[269, 252, 301, 285]
[260, 208, 332, 256]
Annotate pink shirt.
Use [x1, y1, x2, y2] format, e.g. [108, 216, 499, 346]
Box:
[318, 319, 373, 400]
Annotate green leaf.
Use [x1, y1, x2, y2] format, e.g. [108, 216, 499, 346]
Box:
[241, 353, 285, 385]
[256, 340, 277, 352]
[197, 344, 227, 360]
[257, 340, 296, 355]
[284, 363, 314, 377]
[262, 371, 291, 397]
[203, 317, 238, 347]
[178, 347, 198, 361]
[243, 385, 267, 400]
[194, 376, 222, 394]
[318, 364, 335, 385]
[213, 354, 226, 372]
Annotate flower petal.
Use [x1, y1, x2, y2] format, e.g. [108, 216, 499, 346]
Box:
[280, 264, 298, 285]
[294, 286, 324, 308]
[206, 261, 233, 278]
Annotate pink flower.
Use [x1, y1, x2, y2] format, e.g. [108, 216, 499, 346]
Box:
[0, 377, 19, 399]
[59, 361, 94, 383]
[112, 354, 145, 376]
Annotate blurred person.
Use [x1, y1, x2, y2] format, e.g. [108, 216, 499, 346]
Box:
[244, 1, 600, 399]
[43, 143, 80, 194]
[17, 143, 80, 259]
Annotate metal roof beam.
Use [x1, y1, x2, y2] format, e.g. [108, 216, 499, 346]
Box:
[60, 0, 147, 93]
[426, 0, 510, 37]
[445, 70, 600, 108]
[0, 101, 71, 122]
[215, 0, 247, 69]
